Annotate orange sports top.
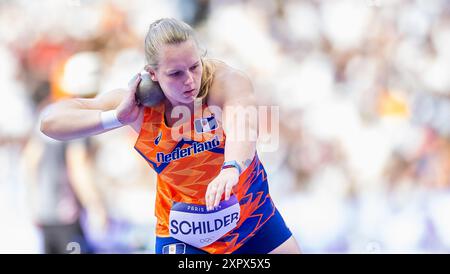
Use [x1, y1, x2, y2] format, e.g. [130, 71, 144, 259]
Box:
[134, 101, 275, 254]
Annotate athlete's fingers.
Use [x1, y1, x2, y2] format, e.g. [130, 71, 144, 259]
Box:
[225, 182, 234, 201]
[125, 74, 141, 103]
[213, 192, 221, 208]
[131, 74, 142, 102]
[205, 188, 212, 211]
[207, 191, 215, 211]
[128, 73, 141, 91]
[121, 76, 139, 108]
[213, 181, 227, 208]
[206, 183, 218, 211]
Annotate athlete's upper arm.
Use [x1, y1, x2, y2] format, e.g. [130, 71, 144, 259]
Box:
[210, 67, 256, 107]
[74, 88, 128, 111]
[210, 67, 257, 135]
[223, 71, 255, 105]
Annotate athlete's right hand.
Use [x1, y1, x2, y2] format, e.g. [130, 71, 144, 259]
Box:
[116, 74, 142, 125]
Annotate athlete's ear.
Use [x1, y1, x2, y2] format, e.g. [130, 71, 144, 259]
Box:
[145, 65, 158, 82]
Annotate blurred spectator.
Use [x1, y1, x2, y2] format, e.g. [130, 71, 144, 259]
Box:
[22, 60, 108, 253]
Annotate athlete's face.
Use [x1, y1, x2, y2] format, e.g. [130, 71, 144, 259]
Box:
[149, 39, 203, 106]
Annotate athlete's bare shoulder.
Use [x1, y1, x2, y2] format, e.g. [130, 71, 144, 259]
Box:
[209, 59, 250, 83]
[207, 59, 253, 107]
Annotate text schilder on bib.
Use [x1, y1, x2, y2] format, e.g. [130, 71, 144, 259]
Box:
[169, 195, 241, 248]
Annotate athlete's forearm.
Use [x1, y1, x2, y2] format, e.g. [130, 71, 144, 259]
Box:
[224, 139, 256, 174]
[40, 99, 111, 141]
[223, 107, 258, 173]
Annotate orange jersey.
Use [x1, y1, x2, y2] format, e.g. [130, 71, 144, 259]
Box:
[134, 102, 275, 254]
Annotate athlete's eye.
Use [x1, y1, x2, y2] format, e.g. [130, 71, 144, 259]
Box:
[169, 71, 182, 77]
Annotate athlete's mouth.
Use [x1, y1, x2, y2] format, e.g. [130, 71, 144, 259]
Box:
[184, 88, 195, 95]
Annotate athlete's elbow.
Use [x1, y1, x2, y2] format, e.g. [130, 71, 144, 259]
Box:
[39, 114, 52, 136]
[40, 116, 72, 141]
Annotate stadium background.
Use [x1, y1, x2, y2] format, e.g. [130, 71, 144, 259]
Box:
[0, 0, 449, 253]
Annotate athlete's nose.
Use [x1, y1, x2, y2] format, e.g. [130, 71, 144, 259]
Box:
[184, 71, 194, 86]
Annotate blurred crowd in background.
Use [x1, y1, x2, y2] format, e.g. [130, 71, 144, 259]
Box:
[0, 0, 449, 253]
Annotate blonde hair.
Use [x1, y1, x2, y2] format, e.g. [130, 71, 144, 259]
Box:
[144, 18, 215, 100]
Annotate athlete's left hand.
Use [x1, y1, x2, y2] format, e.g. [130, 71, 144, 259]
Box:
[205, 168, 240, 211]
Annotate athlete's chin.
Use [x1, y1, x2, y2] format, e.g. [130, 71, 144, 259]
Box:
[176, 96, 195, 104]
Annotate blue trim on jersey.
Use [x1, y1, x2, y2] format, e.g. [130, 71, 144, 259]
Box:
[135, 137, 224, 174]
[208, 147, 224, 154]
[134, 146, 169, 174]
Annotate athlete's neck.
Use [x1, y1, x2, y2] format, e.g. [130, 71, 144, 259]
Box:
[164, 98, 204, 116]
[164, 98, 203, 127]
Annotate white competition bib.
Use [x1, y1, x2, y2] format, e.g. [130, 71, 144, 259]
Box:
[169, 195, 241, 248]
